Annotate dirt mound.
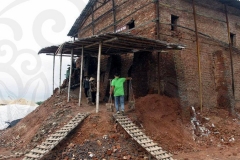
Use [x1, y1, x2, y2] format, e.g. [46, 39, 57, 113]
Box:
[2, 91, 240, 159]
[132, 94, 195, 152]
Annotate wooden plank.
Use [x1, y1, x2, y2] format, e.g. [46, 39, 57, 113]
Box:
[131, 132, 145, 137]
[147, 146, 162, 152]
[46, 138, 60, 141]
[31, 149, 46, 154]
[51, 133, 65, 137]
[43, 142, 55, 145]
[153, 150, 167, 155]
[143, 142, 157, 148]
[134, 135, 149, 140]
[129, 129, 141, 133]
[122, 124, 135, 127]
[25, 153, 40, 159]
[139, 139, 153, 144]
[37, 145, 50, 150]
[156, 154, 172, 159]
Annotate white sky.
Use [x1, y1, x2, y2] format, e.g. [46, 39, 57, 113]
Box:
[0, 0, 89, 102]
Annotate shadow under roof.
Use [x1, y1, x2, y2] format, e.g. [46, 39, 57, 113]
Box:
[38, 33, 184, 56]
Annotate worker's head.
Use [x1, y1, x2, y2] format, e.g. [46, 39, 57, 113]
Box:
[114, 73, 120, 78]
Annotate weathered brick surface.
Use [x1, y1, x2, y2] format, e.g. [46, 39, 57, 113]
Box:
[75, 0, 240, 115]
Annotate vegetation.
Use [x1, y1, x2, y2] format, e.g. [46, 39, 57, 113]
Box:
[36, 101, 43, 105]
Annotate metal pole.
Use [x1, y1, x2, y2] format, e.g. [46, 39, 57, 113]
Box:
[67, 49, 73, 102]
[78, 47, 84, 106]
[96, 42, 102, 113]
[53, 53, 55, 94]
[225, 4, 235, 98]
[59, 49, 62, 94]
[192, 0, 203, 112]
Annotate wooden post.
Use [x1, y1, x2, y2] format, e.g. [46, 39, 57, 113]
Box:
[158, 52, 161, 94]
[78, 47, 84, 106]
[112, 0, 116, 32]
[154, 0, 161, 95]
[67, 49, 73, 102]
[225, 4, 235, 98]
[92, 6, 95, 35]
[96, 42, 102, 113]
[192, 0, 203, 112]
[59, 49, 62, 94]
[53, 53, 55, 94]
[154, 0, 160, 39]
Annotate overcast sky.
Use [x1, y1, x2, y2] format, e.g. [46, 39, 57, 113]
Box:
[0, 0, 89, 102]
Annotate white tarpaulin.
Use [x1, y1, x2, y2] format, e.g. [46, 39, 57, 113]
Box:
[0, 104, 38, 130]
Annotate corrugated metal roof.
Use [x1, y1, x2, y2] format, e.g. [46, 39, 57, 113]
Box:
[39, 33, 184, 56]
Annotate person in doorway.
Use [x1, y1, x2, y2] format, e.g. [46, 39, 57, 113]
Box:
[83, 76, 90, 97]
[110, 73, 132, 114]
[89, 77, 97, 105]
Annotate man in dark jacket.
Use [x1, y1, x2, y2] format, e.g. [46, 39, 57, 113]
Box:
[83, 76, 90, 97]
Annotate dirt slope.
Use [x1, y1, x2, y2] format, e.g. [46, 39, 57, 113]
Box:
[1, 90, 240, 160]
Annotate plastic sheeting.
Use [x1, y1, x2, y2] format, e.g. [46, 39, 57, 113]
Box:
[0, 104, 38, 130]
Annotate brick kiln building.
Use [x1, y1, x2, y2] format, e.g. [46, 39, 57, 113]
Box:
[40, 0, 240, 115]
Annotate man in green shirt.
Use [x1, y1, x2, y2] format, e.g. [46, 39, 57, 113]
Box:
[110, 73, 132, 114]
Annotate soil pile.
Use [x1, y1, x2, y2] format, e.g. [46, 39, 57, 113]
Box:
[1, 91, 240, 160]
[132, 94, 195, 152]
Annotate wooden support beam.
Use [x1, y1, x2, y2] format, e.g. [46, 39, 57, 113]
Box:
[96, 42, 102, 113]
[192, 0, 203, 112]
[84, 37, 118, 48]
[225, 4, 235, 98]
[53, 53, 55, 95]
[92, 6, 95, 35]
[67, 49, 73, 102]
[154, 0, 160, 40]
[112, 0, 116, 32]
[59, 50, 62, 94]
[78, 47, 84, 106]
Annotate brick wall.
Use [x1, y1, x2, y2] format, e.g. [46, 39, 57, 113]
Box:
[75, 0, 240, 116]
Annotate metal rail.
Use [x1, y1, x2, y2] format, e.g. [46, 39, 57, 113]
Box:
[114, 114, 173, 160]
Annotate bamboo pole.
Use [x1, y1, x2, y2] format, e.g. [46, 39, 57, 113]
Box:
[59, 49, 62, 94]
[225, 4, 235, 98]
[67, 49, 73, 102]
[192, 0, 203, 112]
[78, 47, 84, 106]
[96, 42, 102, 113]
[53, 53, 55, 95]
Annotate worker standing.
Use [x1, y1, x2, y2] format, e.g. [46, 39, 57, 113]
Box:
[83, 76, 90, 98]
[89, 77, 97, 105]
[110, 73, 132, 114]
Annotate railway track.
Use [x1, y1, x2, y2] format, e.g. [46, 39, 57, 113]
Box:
[114, 114, 173, 160]
[23, 113, 89, 160]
